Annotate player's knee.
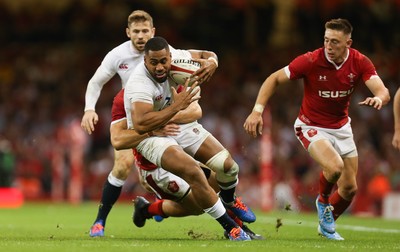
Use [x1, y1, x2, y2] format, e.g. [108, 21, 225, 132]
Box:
[206, 149, 239, 183]
[326, 159, 344, 181]
[112, 156, 134, 179]
[342, 184, 357, 199]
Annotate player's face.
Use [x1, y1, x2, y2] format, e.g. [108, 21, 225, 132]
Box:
[144, 49, 171, 83]
[126, 21, 155, 52]
[324, 29, 352, 64]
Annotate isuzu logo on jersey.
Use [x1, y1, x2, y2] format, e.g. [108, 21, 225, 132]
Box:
[318, 87, 354, 98]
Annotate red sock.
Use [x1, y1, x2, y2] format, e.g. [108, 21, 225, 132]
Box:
[330, 190, 351, 220]
[319, 172, 335, 204]
[226, 209, 243, 227]
[148, 199, 167, 217]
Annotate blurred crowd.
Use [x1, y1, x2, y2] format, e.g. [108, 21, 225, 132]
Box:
[0, 0, 399, 216]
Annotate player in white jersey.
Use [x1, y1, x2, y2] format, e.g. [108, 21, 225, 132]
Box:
[244, 18, 390, 240]
[125, 36, 255, 241]
[83, 10, 219, 237]
[109, 88, 264, 240]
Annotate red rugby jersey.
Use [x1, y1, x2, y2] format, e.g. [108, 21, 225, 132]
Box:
[111, 89, 157, 170]
[287, 47, 377, 128]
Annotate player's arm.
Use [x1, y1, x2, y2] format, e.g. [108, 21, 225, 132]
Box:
[81, 66, 114, 134]
[392, 88, 400, 150]
[243, 68, 290, 137]
[188, 49, 218, 83]
[110, 119, 180, 150]
[358, 77, 390, 110]
[169, 100, 202, 124]
[132, 82, 200, 135]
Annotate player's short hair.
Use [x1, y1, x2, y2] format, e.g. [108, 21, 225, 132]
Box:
[325, 18, 353, 36]
[145, 37, 169, 54]
[128, 10, 153, 27]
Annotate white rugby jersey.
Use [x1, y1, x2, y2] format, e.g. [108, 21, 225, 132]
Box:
[84, 41, 142, 111]
[84, 40, 190, 112]
[124, 49, 191, 129]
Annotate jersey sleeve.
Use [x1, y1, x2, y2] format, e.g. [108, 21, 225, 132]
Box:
[126, 75, 155, 105]
[359, 55, 379, 82]
[84, 51, 119, 111]
[111, 89, 126, 123]
[169, 45, 191, 59]
[287, 52, 314, 80]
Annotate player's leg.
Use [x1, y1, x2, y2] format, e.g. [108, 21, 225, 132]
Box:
[308, 139, 343, 234]
[330, 156, 358, 220]
[137, 138, 250, 240]
[133, 166, 199, 227]
[89, 148, 134, 237]
[194, 134, 256, 223]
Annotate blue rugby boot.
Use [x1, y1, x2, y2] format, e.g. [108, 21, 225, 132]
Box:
[224, 197, 256, 223]
[318, 225, 344, 241]
[315, 196, 336, 233]
[89, 220, 105, 237]
[227, 227, 251, 241]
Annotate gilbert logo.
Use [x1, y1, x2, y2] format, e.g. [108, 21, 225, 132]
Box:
[318, 75, 327, 81]
[119, 63, 128, 69]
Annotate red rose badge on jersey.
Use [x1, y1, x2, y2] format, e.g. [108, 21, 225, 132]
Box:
[167, 181, 179, 193]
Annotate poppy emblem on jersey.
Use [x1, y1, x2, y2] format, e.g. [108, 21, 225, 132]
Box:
[119, 63, 128, 69]
[307, 129, 318, 138]
[193, 128, 200, 135]
[167, 181, 179, 193]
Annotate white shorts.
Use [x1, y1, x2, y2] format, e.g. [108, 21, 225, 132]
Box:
[294, 118, 358, 158]
[136, 121, 210, 166]
[140, 167, 190, 201]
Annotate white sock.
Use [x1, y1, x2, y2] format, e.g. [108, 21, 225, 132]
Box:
[107, 173, 125, 187]
[203, 198, 226, 219]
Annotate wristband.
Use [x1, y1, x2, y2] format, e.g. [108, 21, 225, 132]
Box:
[253, 104, 265, 113]
[373, 96, 382, 104]
[208, 57, 218, 67]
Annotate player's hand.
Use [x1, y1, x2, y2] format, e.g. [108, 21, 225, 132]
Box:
[392, 131, 400, 151]
[358, 96, 383, 110]
[171, 79, 201, 110]
[243, 111, 263, 138]
[81, 110, 98, 135]
[152, 123, 181, 137]
[191, 58, 217, 84]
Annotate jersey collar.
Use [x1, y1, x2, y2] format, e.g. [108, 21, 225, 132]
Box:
[324, 48, 349, 70]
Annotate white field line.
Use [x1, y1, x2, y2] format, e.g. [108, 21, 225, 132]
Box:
[259, 216, 400, 234]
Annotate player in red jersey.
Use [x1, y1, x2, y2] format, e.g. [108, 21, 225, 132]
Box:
[109, 88, 263, 240]
[244, 18, 390, 240]
[392, 88, 400, 150]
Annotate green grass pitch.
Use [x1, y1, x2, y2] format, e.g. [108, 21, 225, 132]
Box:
[0, 202, 399, 252]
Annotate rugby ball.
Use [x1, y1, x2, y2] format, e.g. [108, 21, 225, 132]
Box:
[169, 58, 200, 86]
